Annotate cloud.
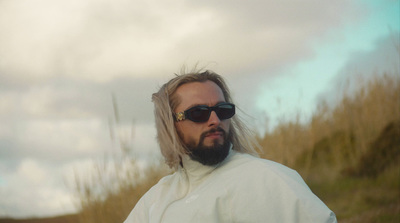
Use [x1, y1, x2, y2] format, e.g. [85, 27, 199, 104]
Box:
[336, 32, 400, 78]
[0, 119, 109, 164]
[17, 159, 47, 185]
[318, 31, 400, 104]
[0, 159, 77, 217]
[0, 0, 364, 82]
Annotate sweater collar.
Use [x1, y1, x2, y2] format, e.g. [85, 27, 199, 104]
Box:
[180, 144, 234, 188]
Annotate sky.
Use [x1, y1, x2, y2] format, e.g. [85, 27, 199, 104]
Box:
[0, 0, 399, 218]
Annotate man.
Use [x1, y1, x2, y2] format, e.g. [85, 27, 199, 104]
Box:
[124, 70, 337, 223]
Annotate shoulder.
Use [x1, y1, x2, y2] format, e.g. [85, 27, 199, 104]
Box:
[219, 151, 314, 203]
[224, 152, 337, 222]
[141, 171, 180, 200]
[124, 171, 183, 222]
[224, 151, 303, 182]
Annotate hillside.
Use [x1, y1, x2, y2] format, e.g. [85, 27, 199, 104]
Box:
[257, 74, 400, 222]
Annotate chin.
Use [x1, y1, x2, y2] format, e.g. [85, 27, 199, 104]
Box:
[189, 138, 230, 166]
[205, 141, 225, 150]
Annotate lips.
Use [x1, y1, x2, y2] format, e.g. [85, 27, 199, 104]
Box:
[205, 131, 224, 138]
[200, 127, 226, 142]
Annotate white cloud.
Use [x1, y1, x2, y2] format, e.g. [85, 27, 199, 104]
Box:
[0, 0, 364, 82]
[0, 159, 77, 217]
[18, 119, 111, 159]
[0, 0, 91, 78]
[320, 32, 400, 105]
[0, 118, 114, 166]
[130, 122, 159, 156]
[16, 158, 47, 185]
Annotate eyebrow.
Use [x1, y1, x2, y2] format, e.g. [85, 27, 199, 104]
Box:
[183, 101, 227, 111]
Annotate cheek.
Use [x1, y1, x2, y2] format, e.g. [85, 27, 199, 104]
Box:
[175, 122, 198, 142]
[221, 120, 231, 132]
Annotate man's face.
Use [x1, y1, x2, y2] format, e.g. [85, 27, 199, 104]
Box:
[174, 80, 231, 165]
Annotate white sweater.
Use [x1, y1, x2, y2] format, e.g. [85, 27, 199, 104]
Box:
[124, 150, 337, 223]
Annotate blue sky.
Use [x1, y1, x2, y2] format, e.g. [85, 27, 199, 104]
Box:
[255, 0, 399, 131]
[0, 0, 399, 218]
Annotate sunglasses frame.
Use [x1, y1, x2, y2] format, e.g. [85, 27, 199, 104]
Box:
[175, 102, 235, 123]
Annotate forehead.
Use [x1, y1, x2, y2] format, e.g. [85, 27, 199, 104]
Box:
[175, 80, 225, 110]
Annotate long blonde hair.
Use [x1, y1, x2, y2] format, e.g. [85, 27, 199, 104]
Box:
[152, 69, 259, 169]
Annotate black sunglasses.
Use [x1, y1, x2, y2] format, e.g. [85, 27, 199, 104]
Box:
[175, 102, 235, 123]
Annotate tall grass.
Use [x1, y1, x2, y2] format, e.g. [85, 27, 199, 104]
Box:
[258, 72, 400, 222]
[72, 95, 169, 223]
[259, 73, 400, 179]
[73, 72, 399, 222]
[74, 158, 168, 223]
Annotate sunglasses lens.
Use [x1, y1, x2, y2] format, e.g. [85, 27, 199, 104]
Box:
[189, 107, 211, 122]
[216, 104, 235, 119]
[183, 103, 235, 122]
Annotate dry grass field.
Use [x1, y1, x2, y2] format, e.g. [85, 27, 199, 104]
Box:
[0, 214, 78, 223]
[258, 73, 400, 222]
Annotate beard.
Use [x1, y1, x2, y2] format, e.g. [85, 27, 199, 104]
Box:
[182, 127, 231, 166]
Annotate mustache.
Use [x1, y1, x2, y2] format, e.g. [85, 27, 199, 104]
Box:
[200, 127, 226, 139]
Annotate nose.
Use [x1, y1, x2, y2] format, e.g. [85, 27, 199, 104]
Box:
[208, 111, 221, 127]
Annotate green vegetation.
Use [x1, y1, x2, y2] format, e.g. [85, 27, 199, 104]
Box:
[74, 72, 399, 222]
